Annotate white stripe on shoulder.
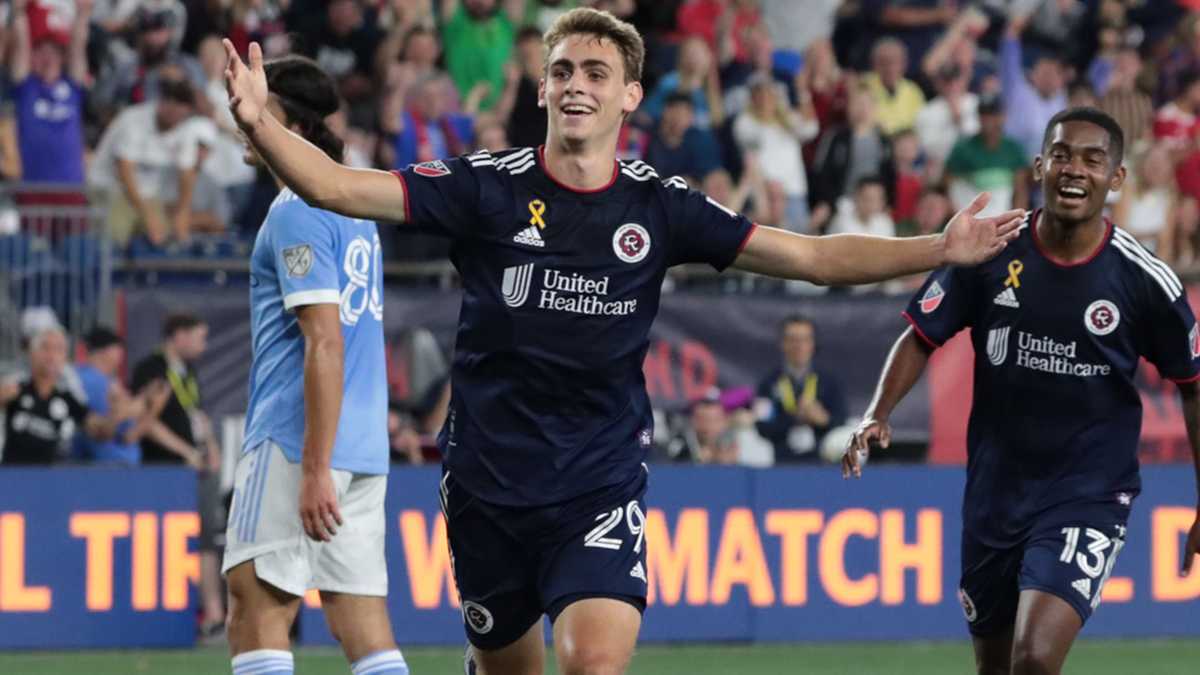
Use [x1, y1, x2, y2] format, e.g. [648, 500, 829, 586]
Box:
[662, 176, 689, 190]
[1111, 227, 1183, 294]
[467, 149, 496, 167]
[1110, 235, 1182, 300]
[621, 167, 659, 182]
[495, 148, 535, 168]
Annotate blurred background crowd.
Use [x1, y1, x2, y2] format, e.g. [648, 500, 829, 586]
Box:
[1, 0, 1197, 267]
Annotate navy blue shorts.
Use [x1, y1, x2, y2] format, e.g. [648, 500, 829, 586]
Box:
[958, 505, 1129, 636]
[440, 466, 649, 650]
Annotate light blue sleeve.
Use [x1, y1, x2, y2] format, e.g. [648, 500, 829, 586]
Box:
[268, 198, 342, 311]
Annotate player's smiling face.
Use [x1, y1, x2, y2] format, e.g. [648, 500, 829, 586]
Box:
[1035, 120, 1126, 224]
[539, 34, 642, 146]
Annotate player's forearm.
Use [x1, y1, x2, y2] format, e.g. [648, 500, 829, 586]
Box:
[244, 112, 406, 222]
[865, 328, 931, 422]
[735, 226, 947, 286]
[1179, 383, 1200, 509]
[300, 333, 343, 474]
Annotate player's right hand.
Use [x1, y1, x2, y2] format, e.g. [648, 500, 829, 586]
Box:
[300, 470, 344, 542]
[222, 39, 268, 132]
[842, 416, 891, 479]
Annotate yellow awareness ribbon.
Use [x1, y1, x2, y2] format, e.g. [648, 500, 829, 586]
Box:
[528, 200, 547, 229]
[1004, 260, 1023, 288]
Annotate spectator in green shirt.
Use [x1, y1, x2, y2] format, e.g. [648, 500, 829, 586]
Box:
[440, 0, 523, 112]
[944, 92, 1030, 218]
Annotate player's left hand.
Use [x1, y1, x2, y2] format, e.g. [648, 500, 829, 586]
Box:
[1182, 514, 1200, 574]
[223, 39, 268, 132]
[300, 469, 343, 542]
[941, 192, 1025, 266]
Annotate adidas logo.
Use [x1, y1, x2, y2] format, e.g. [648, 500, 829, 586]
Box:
[1072, 577, 1092, 599]
[630, 561, 647, 583]
[513, 226, 545, 248]
[993, 287, 1020, 308]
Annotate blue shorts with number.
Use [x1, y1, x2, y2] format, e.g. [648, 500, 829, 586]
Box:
[440, 465, 649, 650]
[958, 504, 1129, 636]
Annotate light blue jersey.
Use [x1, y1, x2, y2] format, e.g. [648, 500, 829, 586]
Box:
[242, 188, 388, 475]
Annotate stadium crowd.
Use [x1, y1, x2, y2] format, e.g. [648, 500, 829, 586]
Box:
[0, 0, 1196, 268]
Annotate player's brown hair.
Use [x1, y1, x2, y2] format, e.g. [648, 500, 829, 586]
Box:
[543, 8, 645, 84]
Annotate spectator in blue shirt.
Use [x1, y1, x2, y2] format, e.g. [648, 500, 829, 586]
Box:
[74, 328, 168, 465]
[644, 92, 723, 186]
[7, 0, 89, 184]
[999, 10, 1067, 163]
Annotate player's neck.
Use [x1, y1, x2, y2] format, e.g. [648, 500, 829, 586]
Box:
[1036, 211, 1108, 264]
[542, 139, 617, 191]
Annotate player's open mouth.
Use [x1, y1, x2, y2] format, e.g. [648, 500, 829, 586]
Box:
[561, 104, 594, 117]
[1056, 185, 1087, 204]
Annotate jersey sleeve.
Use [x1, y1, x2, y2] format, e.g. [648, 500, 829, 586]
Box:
[902, 265, 978, 348]
[267, 199, 342, 311]
[130, 356, 165, 393]
[664, 179, 756, 270]
[391, 155, 487, 239]
[1143, 291, 1200, 383]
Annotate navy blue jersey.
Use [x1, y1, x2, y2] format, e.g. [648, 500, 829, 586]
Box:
[905, 210, 1200, 546]
[395, 147, 755, 505]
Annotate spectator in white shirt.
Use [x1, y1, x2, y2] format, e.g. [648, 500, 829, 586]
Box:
[828, 176, 895, 238]
[88, 73, 223, 246]
[915, 63, 979, 182]
[733, 74, 819, 232]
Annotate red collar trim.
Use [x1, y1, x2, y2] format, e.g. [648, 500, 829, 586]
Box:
[537, 145, 618, 193]
[1029, 209, 1112, 268]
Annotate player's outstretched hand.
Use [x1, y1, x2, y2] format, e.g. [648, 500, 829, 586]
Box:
[222, 39, 268, 132]
[942, 192, 1025, 266]
[842, 416, 891, 479]
[1182, 514, 1200, 574]
[300, 469, 344, 542]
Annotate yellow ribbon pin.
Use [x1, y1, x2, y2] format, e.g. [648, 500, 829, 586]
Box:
[528, 199, 547, 229]
[1004, 260, 1023, 288]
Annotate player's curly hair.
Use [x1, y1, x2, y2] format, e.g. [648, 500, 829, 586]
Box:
[543, 7, 645, 84]
[264, 55, 345, 162]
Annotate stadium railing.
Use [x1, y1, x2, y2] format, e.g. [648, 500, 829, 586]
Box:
[0, 183, 111, 362]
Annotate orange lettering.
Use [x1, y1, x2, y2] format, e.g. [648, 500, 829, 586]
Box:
[645, 508, 708, 606]
[710, 509, 774, 606]
[1152, 507, 1200, 601]
[68, 512, 129, 611]
[162, 512, 200, 610]
[765, 509, 823, 606]
[132, 513, 158, 610]
[880, 509, 943, 605]
[1, 513, 52, 611]
[399, 511, 459, 609]
[819, 509, 879, 607]
[1100, 577, 1133, 603]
